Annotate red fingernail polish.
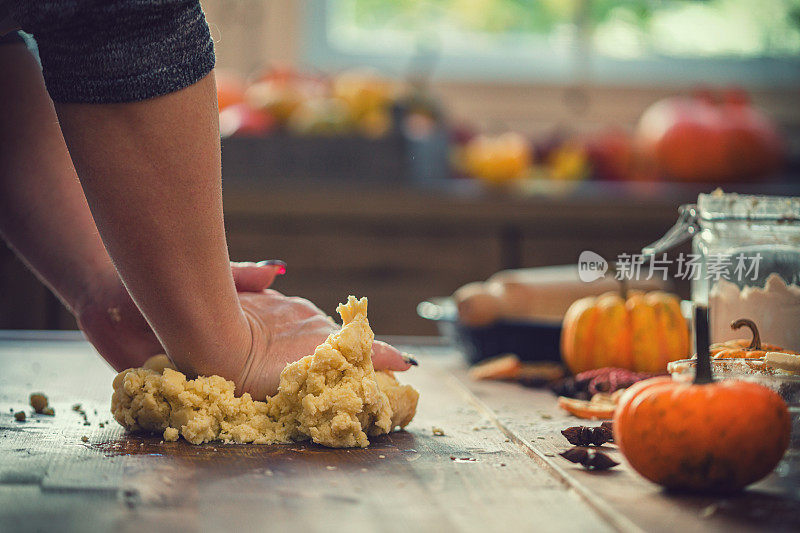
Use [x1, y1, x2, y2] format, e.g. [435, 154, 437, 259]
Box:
[257, 260, 287, 274]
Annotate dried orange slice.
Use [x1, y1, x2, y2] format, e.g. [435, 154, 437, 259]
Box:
[469, 353, 522, 380]
[516, 362, 565, 383]
[558, 396, 617, 420]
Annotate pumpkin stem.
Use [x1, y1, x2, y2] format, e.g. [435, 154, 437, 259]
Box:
[731, 318, 761, 351]
[694, 306, 713, 384]
[611, 262, 628, 299]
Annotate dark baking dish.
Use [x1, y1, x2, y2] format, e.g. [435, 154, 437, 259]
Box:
[417, 298, 562, 365]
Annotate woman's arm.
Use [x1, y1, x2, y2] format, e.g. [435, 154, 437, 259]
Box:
[55, 72, 252, 378]
[0, 41, 119, 318]
[6, 1, 249, 375]
[6, 1, 411, 394]
[0, 42, 285, 370]
[55, 76, 412, 390]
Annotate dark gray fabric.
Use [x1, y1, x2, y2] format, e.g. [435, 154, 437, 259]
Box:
[8, 1, 215, 104]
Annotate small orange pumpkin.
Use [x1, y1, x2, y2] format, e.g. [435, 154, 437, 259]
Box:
[711, 318, 797, 359]
[561, 290, 689, 374]
[614, 378, 789, 492]
[614, 310, 790, 492]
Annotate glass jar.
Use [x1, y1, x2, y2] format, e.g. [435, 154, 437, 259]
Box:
[645, 191, 800, 350]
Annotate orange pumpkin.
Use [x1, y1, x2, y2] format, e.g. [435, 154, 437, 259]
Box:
[561, 290, 689, 374]
[711, 318, 798, 359]
[636, 95, 729, 182]
[635, 90, 784, 182]
[613, 376, 790, 492]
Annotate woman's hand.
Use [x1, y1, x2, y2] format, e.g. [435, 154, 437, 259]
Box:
[77, 261, 286, 371]
[234, 290, 413, 399]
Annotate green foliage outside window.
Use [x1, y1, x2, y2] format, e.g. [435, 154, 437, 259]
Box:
[333, 0, 800, 58]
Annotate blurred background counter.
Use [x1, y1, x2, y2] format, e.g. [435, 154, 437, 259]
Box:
[7, 175, 795, 336]
[3, 0, 799, 336]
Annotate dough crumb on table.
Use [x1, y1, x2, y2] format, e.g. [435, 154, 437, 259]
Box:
[29, 393, 48, 414]
[111, 296, 419, 448]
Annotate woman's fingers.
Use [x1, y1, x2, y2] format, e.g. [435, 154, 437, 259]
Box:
[371, 340, 416, 372]
[231, 260, 286, 292]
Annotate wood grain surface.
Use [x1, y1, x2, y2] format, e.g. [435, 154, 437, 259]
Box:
[1, 334, 797, 533]
[452, 363, 800, 533]
[0, 336, 608, 533]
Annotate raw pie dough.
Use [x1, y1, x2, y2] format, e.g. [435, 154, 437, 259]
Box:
[111, 296, 418, 448]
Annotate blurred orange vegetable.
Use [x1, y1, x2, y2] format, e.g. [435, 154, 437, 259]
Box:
[462, 132, 532, 185]
[636, 89, 783, 182]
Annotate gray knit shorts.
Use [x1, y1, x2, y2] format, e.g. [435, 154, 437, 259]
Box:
[4, 1, 215, 104]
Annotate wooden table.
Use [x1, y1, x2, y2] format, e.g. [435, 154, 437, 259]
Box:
[1, 332, 798, 533]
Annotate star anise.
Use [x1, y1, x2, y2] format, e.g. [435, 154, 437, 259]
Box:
[561, 422, 614, 446]
[559, 447, 618, 471]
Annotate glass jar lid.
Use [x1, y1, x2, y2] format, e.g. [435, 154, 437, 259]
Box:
[643, 191, 800, 257]
[697, 190, 800, 222]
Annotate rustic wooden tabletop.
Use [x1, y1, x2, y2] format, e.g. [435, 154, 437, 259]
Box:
[1, 332, 798, 533]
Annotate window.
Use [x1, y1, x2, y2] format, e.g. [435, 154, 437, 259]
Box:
[304, 0, 800, 86]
